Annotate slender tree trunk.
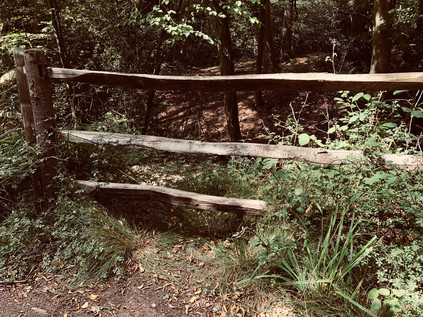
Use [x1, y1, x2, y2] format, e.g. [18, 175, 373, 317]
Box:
[142, 28, 166, 134]
[48, 0, 69, 68]
[255, 1, 266, 109]
[282, 0, 294, 60]
[47, 0, 78, 129]
[264, 0, 280, 72]
[255, 0, 280, 108]
[212, 0, 241, 141]
[142, 0, 184, 134]
[416, 0, 423, 61]
[370, 0, 396, 73]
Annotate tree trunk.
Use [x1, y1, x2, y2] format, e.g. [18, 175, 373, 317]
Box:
[48, 0, 69, 68]
[47, 0, 78, 130]
[370, 0, 396, 73]
[212, 0, 241, 141]
[255, 1, 266, 109]
[264, 0, 280, 72]
[142, 0, 184, 134]
[255, 0, 280, 109]
[142, 28, 166, 134]
[282, 0, 294, 60]
[416, 0, 423, 62]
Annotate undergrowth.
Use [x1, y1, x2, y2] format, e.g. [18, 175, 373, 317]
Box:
[1, 84, 423, 316]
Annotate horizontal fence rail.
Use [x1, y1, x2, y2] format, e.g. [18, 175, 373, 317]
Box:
[59, 130, 423, 169]
[49, 68, 423, 91]
[76, 181, 267, 216]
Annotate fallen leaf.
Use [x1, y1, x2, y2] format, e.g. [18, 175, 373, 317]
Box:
[151, 303, 157, 308]
[190, 295, 200, 303]
[90, 305, 101, 313]
[89, 294, 99, 301]
[31, 307, 47, 315]
[81, 302, 89, 309]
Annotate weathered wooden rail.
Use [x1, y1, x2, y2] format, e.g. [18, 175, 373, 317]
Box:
[13, 47, 423, 215]
[49, 68, 423, 91]
[59, 130, 423, 169]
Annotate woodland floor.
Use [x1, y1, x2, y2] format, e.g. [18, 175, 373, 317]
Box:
[0, 54, 337, 317]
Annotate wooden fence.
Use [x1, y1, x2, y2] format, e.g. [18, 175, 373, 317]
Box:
[13, 48, 423, 215]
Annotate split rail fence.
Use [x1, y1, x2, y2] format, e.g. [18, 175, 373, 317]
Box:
[13, 48, 423, 215]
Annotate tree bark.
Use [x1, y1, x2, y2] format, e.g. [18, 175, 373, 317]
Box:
[370, 0, 396, 73]
[264, 0, 280, 72]
[282, 0, 294, 60]
[24, 49, 58, 206]
[255, 0, 280, 108]
[142, 0, 184, 134]
[212, 0, 241, 141]
[142, 28, 166, 134]
[47, 0, 69, 68]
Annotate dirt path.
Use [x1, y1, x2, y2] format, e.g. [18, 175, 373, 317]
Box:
[0, 271, 214, 316]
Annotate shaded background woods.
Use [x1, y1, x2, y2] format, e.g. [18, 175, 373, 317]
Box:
[1, 0, 422, 140]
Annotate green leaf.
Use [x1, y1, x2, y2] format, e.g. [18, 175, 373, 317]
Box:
[364, 173, 387, 185]
[364, 137, 380, 147]
[368, 288, 380, 300]
[379, 288, 390, 296]
[411, 110, 423, 118]
[401, 106, 412, 113]
[392, 289, 405, 297]
[262, 158, 278, 170]
[393, 90, 408, 95]
[363, 94, 372, 101]
[349, 115, 360, 124]
[379, 122, 397, 129]
[352, 92, 364, 102]
[327, 127, 336, 134]
[298, 133, 310, 146]
[341, 91, 350, 98]
[371, 298, 382, 311]
[384, 299, 399, 306]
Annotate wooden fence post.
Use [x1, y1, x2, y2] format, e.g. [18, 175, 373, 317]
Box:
[13, 47, 43, 203]
[23, 49, 58, 205]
